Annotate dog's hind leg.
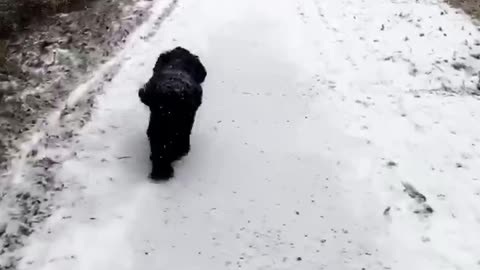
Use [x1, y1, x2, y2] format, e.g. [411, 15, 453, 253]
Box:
[149, 139, 175, 180]
[175, 113, 196, 159]
[172, 134, 190, 161]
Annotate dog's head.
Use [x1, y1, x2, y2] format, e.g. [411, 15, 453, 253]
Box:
[153, 46, 207, 84]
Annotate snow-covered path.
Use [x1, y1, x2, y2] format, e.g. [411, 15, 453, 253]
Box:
[11, 0, 480, 269]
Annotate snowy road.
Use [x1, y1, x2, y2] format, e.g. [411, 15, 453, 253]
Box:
[8, 0, 480, 269]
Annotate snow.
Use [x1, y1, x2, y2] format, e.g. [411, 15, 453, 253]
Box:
[6, 0, 480, 269]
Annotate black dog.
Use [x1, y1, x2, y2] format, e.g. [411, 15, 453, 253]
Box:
[138, 47, 207, 180]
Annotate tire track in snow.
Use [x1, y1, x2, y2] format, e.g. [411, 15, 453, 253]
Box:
[143, 0, 179, 40]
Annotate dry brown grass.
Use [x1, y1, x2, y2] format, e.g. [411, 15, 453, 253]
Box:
[447, 0, 480, 19]
[0, 0, 91, 73]
[0, 0, 89, 38]
[0, 40, 6, 65]
[0, 39, 8, 74]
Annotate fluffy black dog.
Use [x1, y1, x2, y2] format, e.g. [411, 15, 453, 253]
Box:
[138, 47, 207, 180]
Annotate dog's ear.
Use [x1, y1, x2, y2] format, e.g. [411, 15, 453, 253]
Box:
[190, 56, 207, 84]
[153, 51, 172, 74]
[138, 85, 151, 106]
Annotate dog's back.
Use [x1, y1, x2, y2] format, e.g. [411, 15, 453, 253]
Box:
[140, 69, 202, 112]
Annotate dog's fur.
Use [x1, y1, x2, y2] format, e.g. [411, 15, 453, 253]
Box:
[139, 47, 207, 180]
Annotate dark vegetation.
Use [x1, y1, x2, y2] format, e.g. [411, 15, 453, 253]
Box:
[447, 0, 480, 19]
[1, 0, 93, 70]
[0, 0, 146, 170]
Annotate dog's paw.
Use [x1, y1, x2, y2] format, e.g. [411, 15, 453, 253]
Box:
[172, 146, 190, 161]
[180, 143, 191, 157]
[150, 165, 174, 181]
